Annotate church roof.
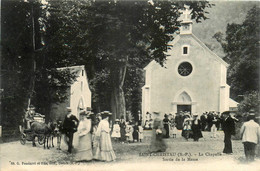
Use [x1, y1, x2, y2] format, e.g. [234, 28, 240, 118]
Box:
[190, 34, 229, 67]
[51, 65, 87, 86]
[144, 32, 229, 70]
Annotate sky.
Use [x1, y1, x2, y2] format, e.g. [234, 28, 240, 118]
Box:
[192, 1, 259, 57]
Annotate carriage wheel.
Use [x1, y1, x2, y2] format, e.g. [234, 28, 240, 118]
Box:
[38, 135, 45, 145]
[20, 134, 26, 145]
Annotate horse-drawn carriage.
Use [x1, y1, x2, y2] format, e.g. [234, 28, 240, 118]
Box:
[19, 114, 46, 145]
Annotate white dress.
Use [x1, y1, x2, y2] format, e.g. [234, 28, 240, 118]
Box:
[127, 125, 134, 141]
[93, 119, 116, 161]
[111, 124, 121, 138]
[138, 126, 144, 140]
[75, 118, 93, 161]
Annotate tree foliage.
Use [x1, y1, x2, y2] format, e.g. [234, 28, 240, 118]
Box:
[238, 91, 260, 114]
[1, 0, 77, 127]
[43, 0, 212, 121]
[213, 6, 260, 101]
[1, 0, 212, 126]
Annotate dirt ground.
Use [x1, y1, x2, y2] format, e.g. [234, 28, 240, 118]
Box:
[1, 130, 260, 171]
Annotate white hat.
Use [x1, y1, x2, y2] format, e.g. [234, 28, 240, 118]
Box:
[66, 107, 72, 112]
[193, 113, 198, 116]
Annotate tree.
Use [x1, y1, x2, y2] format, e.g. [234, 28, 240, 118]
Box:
[43, 0, 212, 122]
[1, 0, 77, 127]
[238, 91, 260, 114]
[1, 0, 212, 129]
[213, 6, 260, 101]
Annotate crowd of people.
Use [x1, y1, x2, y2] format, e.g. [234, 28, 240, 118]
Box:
[148, 110, 260, 163]
[24, 105, 260, 164]
[62, 108, 116, 162]
[110, 119, 144, 143]
[144, 111, 222, 142]
[61, 107, 147, 162]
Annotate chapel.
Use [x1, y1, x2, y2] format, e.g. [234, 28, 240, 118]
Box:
[50, 65, 92, 120]
[141, 7, 237, 121]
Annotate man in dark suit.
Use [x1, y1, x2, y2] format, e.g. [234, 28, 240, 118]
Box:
[63, 107, 79, 153]
[222, 111, 236, 154]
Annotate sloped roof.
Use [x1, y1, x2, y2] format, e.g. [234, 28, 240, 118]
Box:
[57, 65, 85, 76]
[144, 33, 229, 70]
[190, 34, 229, 67]
[229, 98, 239, 108]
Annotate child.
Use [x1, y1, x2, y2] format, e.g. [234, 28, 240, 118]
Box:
[125, 122, 130, 143]
[111, 119, 121, 142]
[138, 124, 144, 142]
[172, 123, 177, 138]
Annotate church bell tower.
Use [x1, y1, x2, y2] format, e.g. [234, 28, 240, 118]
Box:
[180, 6, 193, 35]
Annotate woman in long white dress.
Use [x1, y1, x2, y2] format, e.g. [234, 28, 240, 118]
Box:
[93, 111, 116, 162]
[75, 111, 93, 161]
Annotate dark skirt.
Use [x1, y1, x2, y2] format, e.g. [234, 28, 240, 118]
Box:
[120, 128, 126, 141]
[133, 131, 138, 140]
[192, 125, 203, 140]
[164, 124, 170, 138]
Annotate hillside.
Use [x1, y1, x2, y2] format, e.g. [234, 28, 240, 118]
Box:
[192, 1, 259, 58]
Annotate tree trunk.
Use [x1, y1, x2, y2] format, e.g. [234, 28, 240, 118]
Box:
[110, 65, 127, 123]
[27, 4, 36, 110]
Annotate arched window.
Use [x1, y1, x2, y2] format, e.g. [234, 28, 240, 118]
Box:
[177, 91, 192, 103]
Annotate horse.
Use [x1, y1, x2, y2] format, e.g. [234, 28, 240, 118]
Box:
[30, 121, 55, 149]
[50, 120, 63, 150]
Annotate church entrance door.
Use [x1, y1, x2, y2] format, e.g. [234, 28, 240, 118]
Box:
[177, 105, 191, 113]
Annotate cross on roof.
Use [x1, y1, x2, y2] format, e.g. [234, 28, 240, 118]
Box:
[182, 6, 191, 20]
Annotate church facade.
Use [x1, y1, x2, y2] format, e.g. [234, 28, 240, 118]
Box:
[50, 65, 92, 121]
[142, 8, 236, 120]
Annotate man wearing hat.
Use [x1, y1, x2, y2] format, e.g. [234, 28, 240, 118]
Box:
[25, 105, 36, 129]
[63, 107, 79, 153]
[240, 109, 260, 162]
[221, 111, 236, 154]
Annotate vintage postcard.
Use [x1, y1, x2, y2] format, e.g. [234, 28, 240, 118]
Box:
[1, 0, 259, 171]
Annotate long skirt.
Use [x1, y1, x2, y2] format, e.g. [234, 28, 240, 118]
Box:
[192, 126, 203, 141]
[128, 132, 133, 141]
[133, 131, 138, 141]
[120, 128, 126, 141]
[149, 129, 167, 152]
[182, 129, 192, 140]
[94, 132, 116, 161]
[75, 133, 93, 161]
[223, 133, 232, 154]
[164, 125, 170, 138]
